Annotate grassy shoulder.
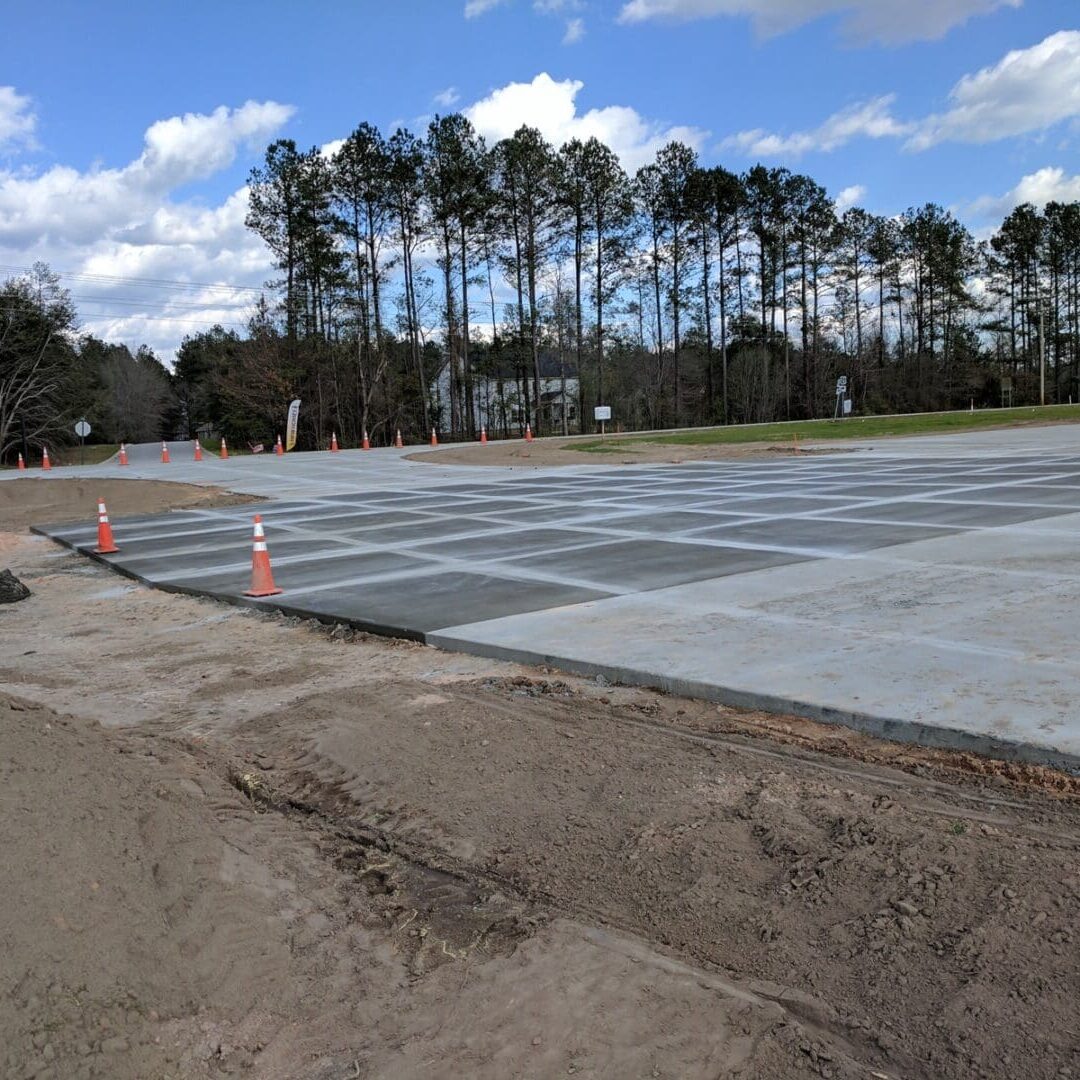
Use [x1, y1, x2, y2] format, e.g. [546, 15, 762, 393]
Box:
[575, 404, 1080, 451]
[2, 444, 119, 469]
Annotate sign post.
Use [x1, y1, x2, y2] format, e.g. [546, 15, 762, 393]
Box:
[834, 376, 849, 419]
[74, 418, 91, 466]
[594, 405, 611, 437]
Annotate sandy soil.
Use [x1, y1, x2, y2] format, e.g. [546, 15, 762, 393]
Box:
[407, 437, 827, 468]
[0, 478, 258, 532]
[2, 497, 1080, 1078]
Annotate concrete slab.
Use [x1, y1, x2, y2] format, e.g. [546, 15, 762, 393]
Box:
[27, 426, 1080, 766]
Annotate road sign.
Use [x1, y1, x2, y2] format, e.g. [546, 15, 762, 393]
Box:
[594, 406, 611, 421]
[843, 398, 852, 415]
[835, 376, 848, 396]
[74, 418, 91, 466]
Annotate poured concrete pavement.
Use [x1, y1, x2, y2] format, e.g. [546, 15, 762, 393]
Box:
[27, 427, 1080, 768]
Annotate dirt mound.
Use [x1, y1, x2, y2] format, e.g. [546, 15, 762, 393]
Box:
[0, 478, 259, 531]
[406, 437, 818, 467]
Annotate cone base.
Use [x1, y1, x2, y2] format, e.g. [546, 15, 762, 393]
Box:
[95, 545, 119, 555]
[244, 586, 283, 597]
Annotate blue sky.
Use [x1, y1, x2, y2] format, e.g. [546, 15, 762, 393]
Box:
[0, 0, 1077, 357]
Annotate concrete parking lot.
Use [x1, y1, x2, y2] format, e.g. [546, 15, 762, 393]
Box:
[25, 425, 1080, 767]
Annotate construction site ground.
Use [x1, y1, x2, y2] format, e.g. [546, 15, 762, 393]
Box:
[2, 478, 1080, 1080]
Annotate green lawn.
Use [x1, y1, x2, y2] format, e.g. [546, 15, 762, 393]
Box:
[1, 444, 120, 468]
[574, 405, 1080, 452]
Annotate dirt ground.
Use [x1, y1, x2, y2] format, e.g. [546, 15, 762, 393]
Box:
[0, 478, 258, 532]
[408, 436, 826, 467]
[2, 481, 1080, 1079]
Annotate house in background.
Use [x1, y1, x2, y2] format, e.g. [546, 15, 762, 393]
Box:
[430, 352, 579, 435]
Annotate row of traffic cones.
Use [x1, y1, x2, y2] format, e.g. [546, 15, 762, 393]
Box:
[16, 448, 51, 470]
[20, 425, 534, 473]
[116, 439, 226, 465]
[88, 500, 282, 597]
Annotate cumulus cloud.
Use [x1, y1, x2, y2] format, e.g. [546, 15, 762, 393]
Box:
[464, 73, 707, 169]
[617, 0, 1021, 44]
[906, 30, 1080, 150]
[723, 95, 911, 157]
[967, 166, 1080, 219]
[0, 86, 37, 152]
[722, 31, 1080, 159]
[834, 184, 867, 211]
[433, 86, 461, 108]
[0, 100, 295, 361]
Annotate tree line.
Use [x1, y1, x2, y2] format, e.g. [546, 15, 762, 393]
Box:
[4, 116, 1080, 459]
[228, 116, 1080, 444]
[0, 264, 175, 460]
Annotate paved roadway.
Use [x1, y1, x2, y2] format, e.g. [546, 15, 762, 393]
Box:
[18, 427, 1080, 768]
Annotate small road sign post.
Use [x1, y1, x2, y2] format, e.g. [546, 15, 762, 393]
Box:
[594, 405, 611, 437]
[74, 418, 91, 466]
[834, 376, 849, 419]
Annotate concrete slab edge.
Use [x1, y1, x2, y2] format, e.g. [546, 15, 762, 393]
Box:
[33, 523, 1080, 774]
[426, 630, 1080, 774]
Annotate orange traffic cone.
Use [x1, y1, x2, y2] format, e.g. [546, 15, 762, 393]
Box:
[42, 447, 51, 471]
[220, 437, 229, 460]
[161, 441, 170, 464]
[275, 434, 283, 456]
[94, 498, 119, 554]
[395, 429, 403, 448]
[430, 428, 438, 447]
[330, 431, 340, 453]
[194, 440, 202, 462]
[119, 443, 128, 466]
[17, 453, 25, 471]
[362, 430, 370, 450]
[525, 423, 534, 443]
[480, 426, 488, 445]
[244, 515, 282, 597]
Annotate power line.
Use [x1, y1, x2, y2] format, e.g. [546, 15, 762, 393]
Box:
[0, 307, 251, 329]
[0, 263, 272, 295]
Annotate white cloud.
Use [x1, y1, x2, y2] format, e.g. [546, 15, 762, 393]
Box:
[464, 0, 509, 16]
[723, 95, 911, 157]
[907, 30, 1080, 150]
[721, 31, 1080, 159]
[563, 16, 586, 43]
[616, 0, 1021, 44]
[968, 166, 1080, 219]
[465, 73, 707, 169]
[0, 100, 295, 361]
[433, 86, 461, 108]
[834, 184, 867, 211]
[0, 86, 37, 152]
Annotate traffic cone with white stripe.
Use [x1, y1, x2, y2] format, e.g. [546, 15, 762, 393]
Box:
[193, 440, 202, 462]
[275, 434, 284, 456]
[525, 423, 534, 443]
[330, 431, 340, 453]
[480, 426, 488, 445]
[430, 428, 438, 447]
[17, 453, 25, 471]
[220, 437, 228, 460]
[362, 430, 370, 450]
[161, 441, 170, 464]
[119, 443, 128, 466]
[41, 447, 51, 471]
[244, 515, 282, 597]
[94, 498, 119, 554]
[395, 429, 403, 448]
